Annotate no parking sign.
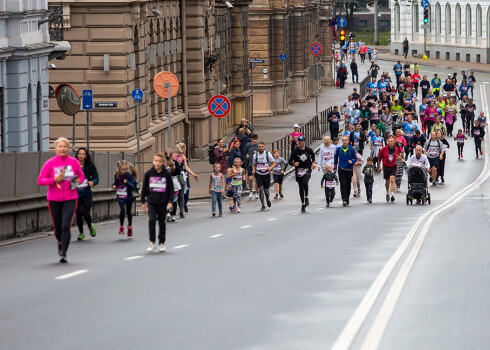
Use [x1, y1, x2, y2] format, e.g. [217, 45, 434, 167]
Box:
[208, 95, 231, 118]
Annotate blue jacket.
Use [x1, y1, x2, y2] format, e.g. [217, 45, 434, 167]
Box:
[334, 145, 358, 170]
[228, 148, 242, 168]
[77, 163, 99, 198]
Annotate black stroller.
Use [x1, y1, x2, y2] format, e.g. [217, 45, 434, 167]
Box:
[406, 165, 431, 205]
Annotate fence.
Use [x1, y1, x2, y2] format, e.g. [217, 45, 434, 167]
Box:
[269, 107, 333, 161]
[359, 74, 371, 98]
[0, 152, 135, 240]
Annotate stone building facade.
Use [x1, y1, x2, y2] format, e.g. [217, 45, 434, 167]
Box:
[249, 0, 334, 117]
[391, 0, 490, 64]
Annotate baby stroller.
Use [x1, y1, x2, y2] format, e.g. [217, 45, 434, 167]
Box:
[406, 165, 431, 205]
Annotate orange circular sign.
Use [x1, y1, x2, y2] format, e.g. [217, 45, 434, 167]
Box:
[153, 71, 179, 99]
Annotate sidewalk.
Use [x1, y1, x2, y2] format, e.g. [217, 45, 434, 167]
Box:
[187, 82, 358, 198]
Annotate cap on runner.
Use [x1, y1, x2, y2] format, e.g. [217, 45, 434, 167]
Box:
[293, 123, 299, 128]
[298, 136, 306, 141]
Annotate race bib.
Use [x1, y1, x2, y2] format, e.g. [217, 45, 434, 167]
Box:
[326, 180, 335, 188]
[149, 176, 167, 192]
[388, 154, 393, 162]
[78, 179, 88, 189]
[54, 166, 75, 182]
[116, 186, 128, 199]
[474, 130, 481, 136]
[297, 168, 307, 177]
[354, 140, 359, 148]
[323, 153, 333, 161]
[406, 131, 414, 137]
[457, 137, 465, 144]
[428, 146, 439, 158]
[256, 163, 268, 172]
[374, 140, 382, 147]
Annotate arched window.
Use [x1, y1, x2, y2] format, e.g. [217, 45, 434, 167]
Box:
[466, 4, 472, 37]
[435, 3, 441, 34]
[476, 5, 482, 37]
[395, 2, 400, 32]
[413, 3, 419, 33]
[445, 4, 451, 35]
[455, 4, 461, 36]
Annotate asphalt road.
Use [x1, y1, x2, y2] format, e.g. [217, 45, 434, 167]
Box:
[1, 66, 490, 350]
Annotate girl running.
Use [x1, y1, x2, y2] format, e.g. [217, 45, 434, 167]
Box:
[172, 143, 199, 219]
[369, 129, 384, 170]
[472, 120, 485, 159]
[230, 157, 244, 213]
[112, 160, 138, 237]
[225, 168, 234, 212]
[445, 99, 458, 137]
[477, 111, 487, 129]
[466, 99, 477, 135]
[38, 137, 84, 263]
[459, 95, 468, 133]
[272, 149, 287, 199]
[454, 129, 467, 159]
[75, 147, 99, 241]
[352, 150, 364, 197]
[209, 163, 225, 217]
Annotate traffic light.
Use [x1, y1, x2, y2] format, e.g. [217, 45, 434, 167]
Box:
[340, 30, 346, 47]
[423, 9, 429, 24]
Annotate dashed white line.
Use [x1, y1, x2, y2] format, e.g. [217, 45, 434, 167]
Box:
[316, 208, 325, 211]
[172, 245, 188, 249]
[55, 270, 88, 280]
[210, 234, 223, 238]
[124, 256, 144, 261]
[267, 218, 278, 221]
[292, 213, 301, 216]
[240, 225, 251, 229]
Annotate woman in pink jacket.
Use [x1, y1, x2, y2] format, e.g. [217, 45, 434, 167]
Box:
[37, 137, 84, 263]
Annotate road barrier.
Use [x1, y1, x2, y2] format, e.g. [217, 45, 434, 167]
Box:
[0, 152, 135, 240]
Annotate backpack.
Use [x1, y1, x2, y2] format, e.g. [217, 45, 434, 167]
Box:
[208, 143, 217, 164]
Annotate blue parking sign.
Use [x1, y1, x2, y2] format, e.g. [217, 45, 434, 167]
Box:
[280, 53, 287, 61]
[132, 88, 143, 101]
[82, 90, 93, 110]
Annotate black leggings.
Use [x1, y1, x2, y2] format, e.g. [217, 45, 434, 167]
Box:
[148, 203, 167, 244]
[324, 187, 335, 204]
[49, 200, 77, 257]
[475, 138, 482, 156]
[76, 195, 93, 233]
[171, 188, 185, 215]
[119, 201, 133, 226]
[457, 143, 464, 156]
[296, 173, 311, 204]
[338, 168, 354, 202]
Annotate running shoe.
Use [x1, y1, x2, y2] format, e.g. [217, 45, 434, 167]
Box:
[219, 212, 222, 217]
[159, 243, 166, 253]
[481, 150, 483, 155]
[386, 194, 390, 202]
[458, 155, 460, 160]
[461, 154, 464, 159]
[171, 216, 176, 222]
[255, 193, 259, 200]
[305, 198, 310, 207]
[432, 182, 437, 186]
[184, 206, 189, 213]
[391, 195, 395, 202]
[368, 199, 372, 203]
[301, 205, 306, 212]
[342, 201, 347, 207]
[119, 226, 124, 235]
[212, 212, 216, 217]
[59, 256, 67, 263]
[267, 199, 272, 208]
[127, 226, 133, 237]
[237, 207, 241, 213]
[476, 156, 479, 159]
[441, 177, 445, 183]
[326, 203, 330, 207]
[261, 206, 266, 211]
[166, 213, 171, 222]
[179, 213, 185, 219]
[274, 194, 279, 199]
[77, 233, 85, 241]
[229, 206, 234, 212]
[89, 224, 96, 237]
[147, 242, 156, 252]
[249, 192, 253, 199]
[279, 192, 284, 198]
[353, 193, 357, 197]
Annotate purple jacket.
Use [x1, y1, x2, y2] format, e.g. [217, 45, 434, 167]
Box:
[37, 154, 85, 202]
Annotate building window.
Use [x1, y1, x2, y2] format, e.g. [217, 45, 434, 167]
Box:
[435, 3, 441, 35]
[466, 4, 472, 37]
[358, 20, 367, 28]
[21, 21, 29, 33]
[445, 4, 451, 35]
[380, 20, 389, 28]
[476, 5, 482, 37]
[456, 4, 461, 36]
[395, 3, 400, 32]
[413, 4, 420, 33]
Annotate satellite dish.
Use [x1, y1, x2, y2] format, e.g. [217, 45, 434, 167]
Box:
[55, 84, 80, 116]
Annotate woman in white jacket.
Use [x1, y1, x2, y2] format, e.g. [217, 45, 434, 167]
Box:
[318, 136, 338, 174]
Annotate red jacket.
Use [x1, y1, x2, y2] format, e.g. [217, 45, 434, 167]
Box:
[378, 145, 400, 168]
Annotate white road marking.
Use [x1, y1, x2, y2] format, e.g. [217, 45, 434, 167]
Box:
[124, 256, 143, 261]
[267, 218, 278, 221]
[316, 208, 325, 211]
[240, 225, 251, 229]
[292, 213, 301, 216]
[187, 201, 211, 205]
[172, 245, 188, 249]
[374, 185, 379, 188]
[483, 82, 489, 84]
[332, 85, 490, 350]
[210, 234, 223, 238]
[55, 270, 88, 280]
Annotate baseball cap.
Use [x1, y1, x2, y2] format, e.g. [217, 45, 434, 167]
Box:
[293, 123, 299, 128]
[297, 136, 306, 141]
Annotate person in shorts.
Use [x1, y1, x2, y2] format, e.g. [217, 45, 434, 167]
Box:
[377, 135, 400, 202]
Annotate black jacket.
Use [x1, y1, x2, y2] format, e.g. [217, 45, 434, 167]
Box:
[349, 130, 367, 150]
[140, 167, 174, 206]
[350, 62, 358, 73]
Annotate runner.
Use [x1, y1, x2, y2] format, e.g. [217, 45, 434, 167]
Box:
[459, 95, 469, 132]
[423, 131, 444, 185]
[321, 164, 339, 207]
[328, 106, 341, 139]
[466, 99, 477, 135]
[420, 75, 431, 99]
[230, 157, 244, 213]
[369, 128, 384, 170]
[431, 74, 442, 97]
[172, 143, 199, 219]
[454, 129, 467, 159]
[477, 111, 487, 128]
[436, 131, 450, 183]
[75, 147, 99, 241]
[252, 142, 275, 211]
[445, 99, 458, 136]
[471, 120, 485, 159]
[141, 152, 174, 253]
[468, 71, 476, 98]
[393, 60, 402, 83]
[37, 137, 84, 263]
[352, 150, 365, 197]
[244, 134, 259, 199]
[272, 149, 287, 199]
[334, 135, 358, 207]
[402, 115, 418, 159]
[209, 163, 225, 217]
[395, 153, 406, 192]
[359, 101, 371, 135]
[362, 157, 375, 203]
[424, 101, 439, 137]
[378, 135, 400, 202]
[412, 70, 421, 96]
[318, 136, 337, 174]
[366, 77, 379, 95]
[288, 136, 316, 212]
[349, 123, 367, 156]
[112, 160, 138, 235]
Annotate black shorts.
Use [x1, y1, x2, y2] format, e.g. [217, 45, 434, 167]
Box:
[255, 173, 271, 189]
[428, 157, 440, 169]
[383, 166, 396, 180]
[273, 174, 284, 185]
[361, 120, 369, 131]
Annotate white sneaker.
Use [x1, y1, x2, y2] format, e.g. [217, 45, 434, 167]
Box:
[159, 243, 166, 252]
[147, 242, 156, 252]
[255, 193, 259, 200]
[249, 192, 253, 199]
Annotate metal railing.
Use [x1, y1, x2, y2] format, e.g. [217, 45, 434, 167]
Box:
[268, 107, 333, 161]
[359, 74, 371, 98]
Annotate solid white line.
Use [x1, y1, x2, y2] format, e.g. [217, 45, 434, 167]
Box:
[172, 245, 188, 249]
[332, 85, 490, 350]
[55, 270, 88, 280]
[359, 84, 490, 350]
[124, 256, 143, 261]
[267, 218, 278, 221]
[210, 234, 223, 238]
[240, 225, 251, 229]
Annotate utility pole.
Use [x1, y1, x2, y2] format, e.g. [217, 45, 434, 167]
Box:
[374, 0, 379, 45]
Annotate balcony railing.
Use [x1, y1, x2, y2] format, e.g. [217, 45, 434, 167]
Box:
[48, 2, 64, 41]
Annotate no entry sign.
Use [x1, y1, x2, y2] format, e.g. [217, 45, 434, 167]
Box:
[208, 95, 231, 118]
[309, 42, 323, 56]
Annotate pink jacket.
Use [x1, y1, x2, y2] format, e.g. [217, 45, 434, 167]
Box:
[37, 154, 85, 202]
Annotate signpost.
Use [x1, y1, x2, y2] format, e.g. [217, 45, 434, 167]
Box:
[309, 42, 323, 56]
[309, 43, 323, 116]
[55, 84, 81, 151]
[421, 0, 430, 57]
[208, 94, 231, 137]
[420, 0, 430, 8]
[153, 71, 179, 149]
[280, 53, 287, 115]
[131, 88, 143, 176]
[82, 89, 93, 151]
[337, 17, 347, 28]
[249, 59, 265, 126]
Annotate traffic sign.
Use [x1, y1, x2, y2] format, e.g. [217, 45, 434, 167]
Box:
[208, 95, 231, 119]
[131, 88, 143, 102]
[309, 65, 325, 80]
[421, 0, 430, 9]
[249, 59, 265, 63]
[309, 42, 323, 56]
[153, 71, 179, 98]
[95, 102, 117, 108]
[337, 17, 347, 28]
[82, 89, 93, 110]
[280, 53, 287, 61]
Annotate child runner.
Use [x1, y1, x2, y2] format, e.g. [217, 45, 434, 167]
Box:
[272, 149, 287, 199]
[472, 120, 485, 159]
[321, 164, 339, 207]
[75, 147, 99, 241]
[209, 163, 225, 217]
[362, 157, 375, 203]
[141, 152, 174, 253]
[230, 157, 244, 213]
[454, 129, 467, 159]
[225, 168, 234, 212]
[395, 153, 406, 192]
[369, 128, 384, 170]
[352, 150, 365, 197]
[477, 111, 487, 129]
[112, 160, 138, 237]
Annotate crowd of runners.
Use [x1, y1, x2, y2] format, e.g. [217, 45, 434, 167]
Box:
[37, 57, 486, 262]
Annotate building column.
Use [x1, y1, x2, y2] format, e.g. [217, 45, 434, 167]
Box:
[320, 1, 334, 86]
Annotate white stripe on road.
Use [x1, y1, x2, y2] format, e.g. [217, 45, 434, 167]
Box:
[55, 270, 88, 280]
[124, 256, 144, 261]
[267, 218, 278, 221]
[210, 234, 223, 238]
[292, 213, 301, 216]
[240, 225, 251, 229]
[316, 208, 325, 211]
[332, 85, 490, 350]
[172, 245, 188, 249]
